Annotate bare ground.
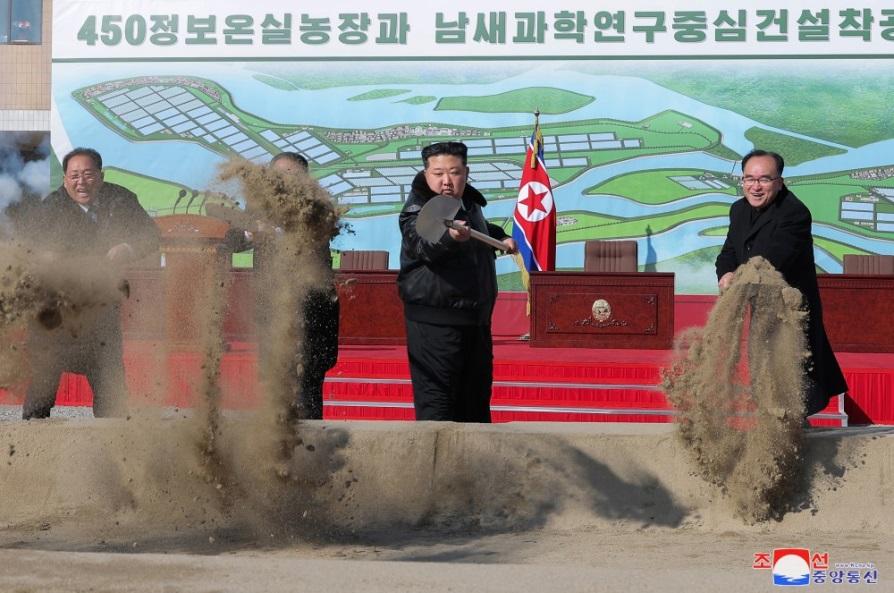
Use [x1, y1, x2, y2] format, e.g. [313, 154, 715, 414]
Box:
[0, 419, 891, 592]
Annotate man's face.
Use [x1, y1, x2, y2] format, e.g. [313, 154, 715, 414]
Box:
[741, 155, 783, 209]
[63, 154, 103, 206]
[423, 154, 468, 199]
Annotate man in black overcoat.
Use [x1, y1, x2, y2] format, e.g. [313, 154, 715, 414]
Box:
[14, 147, 159, 419]
[716, 149, 847, 417]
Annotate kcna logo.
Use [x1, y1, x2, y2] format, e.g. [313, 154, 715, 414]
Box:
[768, 548, 812, 586]
[753, 548, 878, 586]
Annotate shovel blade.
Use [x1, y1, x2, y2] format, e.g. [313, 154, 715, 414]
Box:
[416, 195, 462, 244]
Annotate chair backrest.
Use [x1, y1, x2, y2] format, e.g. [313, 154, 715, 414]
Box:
[340, 250, 390, 270]
[842, 254, 894, 275]
[584, 240, 638, 273]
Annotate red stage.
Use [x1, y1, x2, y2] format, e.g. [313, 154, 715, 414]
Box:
[1, 293, 890, 427]
[328, 345, 892, 426]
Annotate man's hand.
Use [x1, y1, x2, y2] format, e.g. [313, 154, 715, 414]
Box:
[106, 242, 135, 263]
[447, 220, 471, 242]
[718, 271, 735, 293]
[501, 237, 518, 254]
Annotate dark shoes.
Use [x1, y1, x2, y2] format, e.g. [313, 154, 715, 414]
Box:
[22, 406, 52, 420]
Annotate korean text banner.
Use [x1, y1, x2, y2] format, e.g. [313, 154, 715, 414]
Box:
[54, 1, 894, 59]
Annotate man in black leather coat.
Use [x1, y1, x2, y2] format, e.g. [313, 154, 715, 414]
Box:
[398, 142, 516, 422]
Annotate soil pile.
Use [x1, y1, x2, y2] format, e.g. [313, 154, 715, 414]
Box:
[663, 256, 809, 522]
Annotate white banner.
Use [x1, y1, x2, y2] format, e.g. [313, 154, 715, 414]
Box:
[54, 0, 894, 60]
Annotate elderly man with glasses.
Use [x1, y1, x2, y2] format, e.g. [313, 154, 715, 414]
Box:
[14, 147, 159, 420]
[716, 149, 847, 420]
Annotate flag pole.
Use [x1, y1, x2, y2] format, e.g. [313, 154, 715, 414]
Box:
[511, 109, 542, 336]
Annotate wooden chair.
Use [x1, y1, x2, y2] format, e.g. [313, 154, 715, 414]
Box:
[339, 250, 390, 270]
[583, 240, 638, 273]
[842, 254, 894, 275]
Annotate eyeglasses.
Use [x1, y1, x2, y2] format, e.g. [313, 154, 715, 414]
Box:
[65, 170, 100, 182]
[740, 176, 780, 187]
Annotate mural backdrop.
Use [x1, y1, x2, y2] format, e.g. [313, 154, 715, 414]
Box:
[52, 1, 894, 293]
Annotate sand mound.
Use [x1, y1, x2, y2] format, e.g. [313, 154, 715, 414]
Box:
[0, 420, 891, 552]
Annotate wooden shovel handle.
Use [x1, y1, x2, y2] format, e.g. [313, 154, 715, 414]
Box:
[444, 220, 509, 251]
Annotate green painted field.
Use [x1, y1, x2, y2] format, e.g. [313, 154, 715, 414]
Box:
[399, 96, 437, 105]
[251, 74, 300, 91]
[799, 171, 894, 189]
[792, 182, 869, 228]
[815, 237, 872, 260]
[246, 63, 527, 90]
[234, 250, 343, 270]
[102, 168, 237, 217]
[744, 127, 845, 165]
[554, 211, 624, 233]
[436, 87, 594, 114]
[232, 252, 254, 268]
[343, 204, 403, 217]
[646, 69, 894, 148]
[700, 226, 728, 237]
[453, 111, 724, 191]
[587, 169, 738, 204]
[707, 144, 742, 161]
[558, 203, 730, 242]
[348, 89, 410, 101]
[102, 168, 192, 214]
[496, 271, 526, 291]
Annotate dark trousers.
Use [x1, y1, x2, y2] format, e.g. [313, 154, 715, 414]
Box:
[22, 311, 128, 420]
[258, 289, 339, 420]
[405, 319, 493, 422]
[805, 377, 829, 417]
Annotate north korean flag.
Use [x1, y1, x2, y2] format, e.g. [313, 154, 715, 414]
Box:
[512, 122, 556, 272]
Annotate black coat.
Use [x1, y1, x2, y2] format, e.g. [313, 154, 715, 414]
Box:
[15, 182, 159, 260]
[398, 172, 508, 326]
[12, 182, 159, 379]
[222, 223, 339, 373]
[716, 186, 847, 414]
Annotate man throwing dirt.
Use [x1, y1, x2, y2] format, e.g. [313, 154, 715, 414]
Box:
[716, 149, 847, 418]
[15, 147, 159, 419]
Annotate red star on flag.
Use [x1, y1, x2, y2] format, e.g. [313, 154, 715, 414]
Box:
[520, 183, 549, 215]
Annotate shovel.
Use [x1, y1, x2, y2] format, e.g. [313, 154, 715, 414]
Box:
[416, 195, 509, 251]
